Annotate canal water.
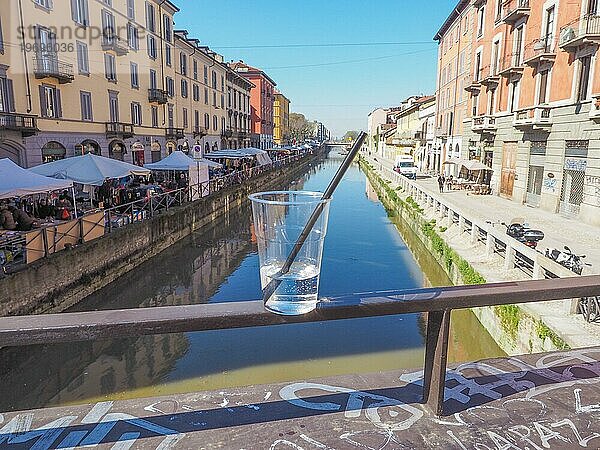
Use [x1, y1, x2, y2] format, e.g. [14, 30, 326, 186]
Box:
[0, 151, 504, 412]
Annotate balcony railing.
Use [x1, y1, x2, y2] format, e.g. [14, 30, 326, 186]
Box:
[499, 52, 525, 77]
[105, 122, 135, 139]
[472, 115, 497, 133]
[221, 128, 233, 138]
[513, 106, 553, 129]
[193, 126, 208, 138]
[101, 36, 129, 56]
[502, 0, 530, 24]
[0, 113, 38, 137]
[166, 127, 185, 140]
[32, 56, 74, 84]
[523, 36, 556, 67]
[559, 14, 600, 50]
[148, 88, 168, 105]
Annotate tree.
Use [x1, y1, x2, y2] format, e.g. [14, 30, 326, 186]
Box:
[289, 113, 313, 143]
[341, 131, 360, 142]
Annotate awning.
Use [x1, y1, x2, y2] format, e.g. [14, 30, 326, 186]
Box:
[0, 158, 73, 199]
[145, 151, 222, 170]
[30, 153, 150, 186]
[462, 160, 494, 171]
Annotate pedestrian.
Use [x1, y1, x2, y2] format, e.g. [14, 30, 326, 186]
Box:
[437, 174, 445, 193]
[0, 203, 16, 231]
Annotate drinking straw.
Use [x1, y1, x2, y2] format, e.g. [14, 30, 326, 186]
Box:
[262, 132, 368, 305]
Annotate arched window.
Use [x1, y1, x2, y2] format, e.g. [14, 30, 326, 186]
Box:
[41, 141, 66, 163]
[221, 117, 226, 132]
[81, 139, 101, 155]
[455, 143, 460, 157]
[204, 113, 210, 129]
[213, 115, 218, 131]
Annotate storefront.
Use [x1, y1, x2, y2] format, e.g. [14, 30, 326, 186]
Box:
[151, 141, 162, 163]
[80, 140, 101, 156]
[108, 140, 126, 161]
[41, 141, 66, 163]
[166, 140, 177, 155]
[131, 142, 145, 166]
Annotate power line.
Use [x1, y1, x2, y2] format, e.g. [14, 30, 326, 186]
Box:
[212, 41, 436, 50]
[263, 48, 436, 70]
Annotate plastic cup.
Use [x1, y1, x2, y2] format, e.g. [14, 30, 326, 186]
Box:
[249, 191, 331, 315]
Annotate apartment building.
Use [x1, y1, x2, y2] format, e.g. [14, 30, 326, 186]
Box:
[0, 0, 182, 167]
[174, 30, 228, 155]
[273, 90, 290, 146]
[367, 108, 390, 155]
[433, 0, 475, 176]
[225, 68, 253, 149]
[459, 0, 600, 225]
[230, 61, 276, 150]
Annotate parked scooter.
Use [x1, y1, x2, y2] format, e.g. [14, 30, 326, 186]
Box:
[503, 218, 545, 249]
[545, 246, 591, 275]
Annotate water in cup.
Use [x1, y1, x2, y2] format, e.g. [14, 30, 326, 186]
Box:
[260, 260, 320, 315]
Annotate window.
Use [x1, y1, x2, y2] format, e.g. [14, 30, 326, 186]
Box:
[577, 56, 592, 102]
[538, 70, 549, 104]
[193, 84, 200, 102]
[183, 108, 188, 128]
[221, 94, 224, 108]
[163, 14, 172, 42]
[166, 77, 174, 97]
[147, 35, 157, 59]
[514, 26, 524, 65]
[180, 52, 187, 76]
[181, 79, 188, 98]
[104, 53, 117, 81]
[109, 91, 119, 122]
[131, 102, 142, 126]
[127, 0, 135, 19]
[127, 24, 139, 50]
[509, 79, 520, 112]
[193, 60, 198, 80]
[0, 17, 3, 54]
[212, 71, 217, 89]
[0, 76, 15, 112]
[80, 91, 92, 121]
[474, 52, 482, 81]
[76, 41, 89, 74]
[151, 106, 158, 128]
[39, 85, 61, 118]
[213, 115, 218, 131]
[472, 94, 479, 116]
[34, 0, 52, 9]
[491, 40, 500, 75]
[544, 6, 555, 47]
[204, 113, 210, 129]
[101, 10, 116, 45]
[130, 62, 139, 88]
[146, 2, 155, 33]
[150, 69, 157, 89]
[165, 45, 172, 66]
[495, 0, 502, 22]
[477, 6, 485, 37]
[204, 66, 208, 84]
[194, 110, 199, 130]
[204, 88, 208, 104]
[213, 92, 217, 107]
[71, 0, 89, 26]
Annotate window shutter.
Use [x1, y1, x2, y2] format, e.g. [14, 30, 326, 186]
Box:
[70, 0, 78, 22]
[39, 85, 47, 117]
[6, 79, 15, 112]
[55, 89, 62, 118]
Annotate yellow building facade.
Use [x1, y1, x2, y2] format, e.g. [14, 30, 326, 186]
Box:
[0, 0, 250, 167]
[273, 91, 290, 146]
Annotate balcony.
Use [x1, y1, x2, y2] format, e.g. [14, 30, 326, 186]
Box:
[33, 56, 74, 84]
[101, 36, 129, 56]
[0, 113, 38, 137]
[193, 126, 208, 138]
[148, 88, 168, 105]
[105, 122, 135, 139]
[513, 106, 553, 129]
[589, 94, 600, 122]
[502, 0, 530, 24]
[472, 115, 497, 134]
[464, 75, 482, 94]
[499, 53, 525, 77]
[559, 14, 600, 51]
[479, 65, 501, 89]
[523, 37, 556, 67]
[165, 127, 185, 140]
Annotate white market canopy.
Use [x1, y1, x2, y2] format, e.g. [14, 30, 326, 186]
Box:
[0, 158, 73, 200]
[30, 153, 150, 186]
[204, 148, 273, 166]
[144, 151, 222, 170]
[443, 159, 493, 172]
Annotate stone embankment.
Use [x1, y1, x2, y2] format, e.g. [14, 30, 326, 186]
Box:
[359, 155, 600, 355]
[0, 151, 324, 316]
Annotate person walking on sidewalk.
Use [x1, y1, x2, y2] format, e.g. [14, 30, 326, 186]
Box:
[437, 174, 445, 193]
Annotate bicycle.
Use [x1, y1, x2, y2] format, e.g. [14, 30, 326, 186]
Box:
[578, 296, 600, 323]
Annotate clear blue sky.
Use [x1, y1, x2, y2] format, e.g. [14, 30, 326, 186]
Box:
[171, 1, 456, 137]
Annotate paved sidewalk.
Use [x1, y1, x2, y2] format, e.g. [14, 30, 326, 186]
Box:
[375, 156, 600, 275]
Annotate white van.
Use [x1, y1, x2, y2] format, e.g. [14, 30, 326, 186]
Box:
[394, 155, 418, 180]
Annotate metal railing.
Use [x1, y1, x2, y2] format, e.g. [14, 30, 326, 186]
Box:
[560, 14, 600, 49]
[0, 275, 598, 417]
[0, 113, 38, 136]
[523, 36, 556, 64]
[502, 0, 530, 23]
[106, 122, 135, 138]
[32, 56, 74, 82]
[165, 127, 185, 139]
[148, 88, 168, 104]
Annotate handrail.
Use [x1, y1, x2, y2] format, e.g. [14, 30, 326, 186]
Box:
[0, 275, 598, 416]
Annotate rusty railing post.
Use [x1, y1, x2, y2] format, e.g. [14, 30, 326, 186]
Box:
[422, 309, 451, 416]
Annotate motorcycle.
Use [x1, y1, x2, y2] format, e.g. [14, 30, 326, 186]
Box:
[545, 246, 591, 275]
[503, 218, 545, 249]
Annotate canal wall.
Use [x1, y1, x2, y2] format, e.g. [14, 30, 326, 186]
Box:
[0, 151, 325, 317]
[359, 157, 572, 356]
